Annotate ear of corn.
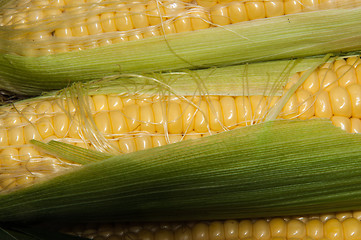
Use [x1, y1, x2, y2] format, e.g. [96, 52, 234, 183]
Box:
[0, 0, 359, 56]
[0, 55, 328, 194]
[1, 56, 361, 222]
[60, 214, 361, 240]
[0, 0, 360, 56]
[0, 1, 361, 95]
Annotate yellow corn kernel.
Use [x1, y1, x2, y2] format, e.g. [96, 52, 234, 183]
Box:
[167, 102, 183, 134]
[210, 5, 230, 26]
[333, 59, 347, 71]
[284, 0, 302, 14]
[337, 65, 358, 88]
[350, 117, 361, 133]
[296, 89, 315, 120]
[194, 99, 210, 133]
[134, 134, 152, 151]
[224, 220, 238, 240]
[301, 0, 319, 11]
[306, 219, 324, 239]
[281, 93, 299, 119]
[108, 95, 124, 110]
[303, 71, 320, 94]
[245, 1, 266, 20]
[265, 0, 285, 18]
[0, 127, 8, 147]
[228, 1, 248, 23]
[139, 229, 154, 240]
[269, 218, 287, 238]
[315, 90, 333, 119]
[8, 126, 25, 146]
[343, 217, 361, 240]
[250, 96, 267, 123]
[19, 146, 40, 162]
[208, 98, 223, 131]
[336, 211, 353, 221]
[196, 0, 217, 8]
[192, 223, 209, 240]
[130, 4, 149, 29]
[347, 84, 361, 118]
[118, 136, 136, 154]
[175, 226, 192, 240]
[318, 68, 338, 91]
[180, 100, 196, 133]
[220, 96, 237, 129]
[190, 8, 210, 30]
[140, 104, 156, 133]
[147, 0, 165, 26]
[53, 113, 70, 138]
[253, 219, 270, 240]
[287, 219, 306, 239]
[331, 116, 351, 133]
[87, 15, 103, 35]
[346, 56, 361, 67]
[1, 147, 20, 168]
[235, 96, 253, 126]
[319, 0, 337, 9]
[174, 15, 192, 33]
[209, 221, 225, 240]
[115, 6, 133, 31]
[123, 104, 140, 131]
[94, 112, 112, 135]
[324, 218, 344, 240]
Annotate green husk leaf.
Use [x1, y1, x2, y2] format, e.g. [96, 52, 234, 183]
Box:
[30, 140, 113, 165]
[0, 224, 90, 240]
[0, 55, 328, 106]
[1, 6, 361, 95]
[1, 119, 361, 223]
[58, 56, 329, 98]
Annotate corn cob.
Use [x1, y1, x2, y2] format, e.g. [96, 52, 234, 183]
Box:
[62, 211, 361, 240]
[0, 0, 358, 56]
[0, 55, 360, 193]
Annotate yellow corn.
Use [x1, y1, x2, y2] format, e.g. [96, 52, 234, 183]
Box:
[0, 0, 358, 56]
[1, 56, 361, 192]
[61, 211, 361, 240]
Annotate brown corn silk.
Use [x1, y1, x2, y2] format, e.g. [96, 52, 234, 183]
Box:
[61, 211, 361, 240]
[1, 55, 361, 193]
[0, 0, 359, 56]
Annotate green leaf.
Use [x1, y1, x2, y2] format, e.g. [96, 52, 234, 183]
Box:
[1, 119, 361, 223]
[31, 140, 114, 165]
[0, 224, 89, 240]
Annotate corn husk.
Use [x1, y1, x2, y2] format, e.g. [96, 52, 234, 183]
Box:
[0, 223, 89, 239]
[0, 4, 361, 95]
[1, 119, 361, 223]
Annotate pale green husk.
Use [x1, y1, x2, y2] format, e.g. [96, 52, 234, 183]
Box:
[1, 119, 361, 222]
[0, 6, 361, 95]
[0, 55, 328, 107]
[63, 56, 328, 97]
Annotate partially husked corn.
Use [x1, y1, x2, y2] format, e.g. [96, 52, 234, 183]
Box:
[0, 0, 358, 56]
[62, 211, 361, 240]
[1, 56, 361, 192]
